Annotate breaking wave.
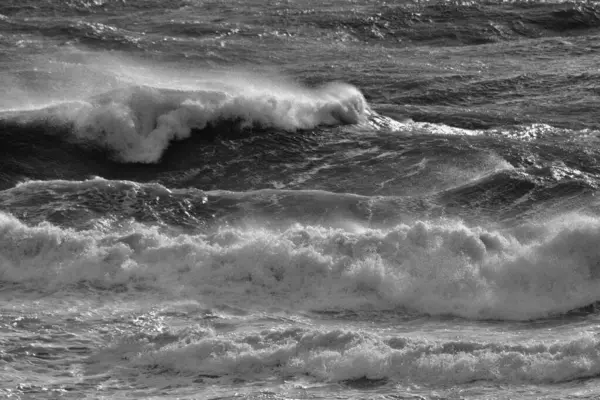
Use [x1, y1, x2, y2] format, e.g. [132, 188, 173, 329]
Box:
[105, 325, 600, 385]
[7, 81, 371, 163]
[2, 210, 600, 321]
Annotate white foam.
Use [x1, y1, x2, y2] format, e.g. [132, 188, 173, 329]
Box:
[101, 325, 600, 385]
[35, 81, 370, 163]
[2, 211, 600, 320]
[1, 51, 373, 163]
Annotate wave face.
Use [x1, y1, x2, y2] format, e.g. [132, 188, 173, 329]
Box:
[7, 81, 369, 163]
[72, 83, 369, 163]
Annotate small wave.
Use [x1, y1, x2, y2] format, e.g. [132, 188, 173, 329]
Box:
[267, 1, 600, 47]
[0, 172, 535, 233]
[2, 211, 600, 320]
[0, 178, 209, 230]
[90, 323, 600, 385]
[9, 81, 370, 163]
[50, 20, 143, 50]
[0, 0, 186, 16]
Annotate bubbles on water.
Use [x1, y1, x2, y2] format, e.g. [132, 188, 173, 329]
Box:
[2, 209, 600, 320]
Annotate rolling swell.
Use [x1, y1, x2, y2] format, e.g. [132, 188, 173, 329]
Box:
[4, 0, 600, 51]
[2, 118, 599, 223]
[266, 1, 600, 46]
[1, 170, 596, 240]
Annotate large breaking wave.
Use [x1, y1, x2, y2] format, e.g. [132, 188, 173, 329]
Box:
[6, 81, 371, 163]
[2, 209, 600, 321]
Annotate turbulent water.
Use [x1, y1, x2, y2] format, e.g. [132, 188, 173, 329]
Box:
[3, 0, 600, 399]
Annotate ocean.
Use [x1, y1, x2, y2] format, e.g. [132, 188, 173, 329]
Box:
[2, 0, 600, 399]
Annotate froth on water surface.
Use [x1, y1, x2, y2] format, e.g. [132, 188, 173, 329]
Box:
[3, 209, 600, 321]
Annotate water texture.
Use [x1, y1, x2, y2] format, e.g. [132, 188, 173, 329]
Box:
[2, 1, 600, 399]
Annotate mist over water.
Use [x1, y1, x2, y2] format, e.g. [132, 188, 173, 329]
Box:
[3, 0, 600, 399]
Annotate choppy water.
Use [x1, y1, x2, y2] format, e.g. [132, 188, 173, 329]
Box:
[3, 0, 600, 399]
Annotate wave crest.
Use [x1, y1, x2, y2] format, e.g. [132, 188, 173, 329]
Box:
[50, 82, 370, 163]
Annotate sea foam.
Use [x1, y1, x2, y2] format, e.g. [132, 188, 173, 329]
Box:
[39, 81, 370, 163]
[2, 211, 600, 320]
[89, 323, 600, 385]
